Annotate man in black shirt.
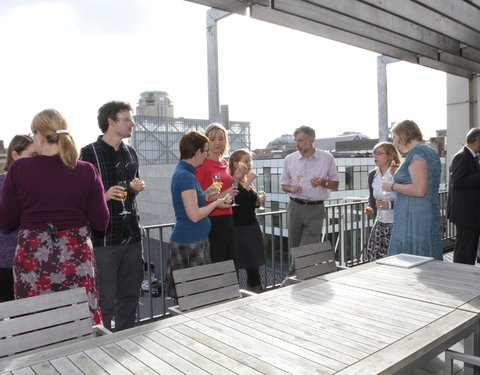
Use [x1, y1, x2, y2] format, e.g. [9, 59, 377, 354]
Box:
[80, 101, 145, 331]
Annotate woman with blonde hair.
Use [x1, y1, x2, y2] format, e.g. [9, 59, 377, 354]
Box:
[0, 109, 109, 324]
[0, 135, 35, 302]
[195, 122, 239, 263]
[382, 120, 442, 260]
[364, 142, 401, 261]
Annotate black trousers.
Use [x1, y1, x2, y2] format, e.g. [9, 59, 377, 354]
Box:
[0, 268, 14, 302]
[453, 225, 480, 265]
[208, 215, 234, 263]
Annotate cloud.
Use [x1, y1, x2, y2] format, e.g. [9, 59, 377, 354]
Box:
[0, 0, 152, 35]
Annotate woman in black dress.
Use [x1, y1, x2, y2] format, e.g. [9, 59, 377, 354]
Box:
[229, 149, 266, 293]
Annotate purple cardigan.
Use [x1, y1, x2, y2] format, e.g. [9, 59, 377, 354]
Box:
[0, 155, 109, 234]
[0, 174, 17, 268]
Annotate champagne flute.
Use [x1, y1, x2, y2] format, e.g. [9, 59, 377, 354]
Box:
[212, 173, 222, 190]
[257, 186, 265, 211]
[117, 181, 130, 215]
[231, 178, 239, 207]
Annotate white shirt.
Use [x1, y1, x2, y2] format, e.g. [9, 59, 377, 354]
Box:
[280, 148, 339, 201]
[372, 168, 396, 223]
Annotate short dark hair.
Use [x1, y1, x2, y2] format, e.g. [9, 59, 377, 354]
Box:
[97, 101, 132, 133]
[466, 128, 480, 144]
[180, 131, 209, 159]
[294, 125, 315, 139]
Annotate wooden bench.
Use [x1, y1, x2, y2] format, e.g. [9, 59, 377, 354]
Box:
[282, 241, 343, 286]
[0, 288, 109, 358]
[169, 260, 254, 315]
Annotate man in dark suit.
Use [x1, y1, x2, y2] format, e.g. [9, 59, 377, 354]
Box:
[447, 127, 480, 265]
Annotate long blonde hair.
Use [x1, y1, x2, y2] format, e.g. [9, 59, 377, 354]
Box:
[31, 109, 78, 169]
[373, 141, 402, 167]
[205, 122, 229, 156]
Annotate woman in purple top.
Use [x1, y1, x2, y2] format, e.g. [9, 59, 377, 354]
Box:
[0, 135, 35, 302]
[0, 109, 110, 325]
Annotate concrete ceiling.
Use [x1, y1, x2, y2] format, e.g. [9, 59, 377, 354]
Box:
[186, 0, 480, 78]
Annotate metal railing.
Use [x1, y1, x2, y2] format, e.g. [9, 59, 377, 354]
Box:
[137, 191, 454, 324]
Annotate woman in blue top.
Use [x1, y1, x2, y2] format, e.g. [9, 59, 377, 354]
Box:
[382, 120, 442, 260]
[166, 131, 230, 297]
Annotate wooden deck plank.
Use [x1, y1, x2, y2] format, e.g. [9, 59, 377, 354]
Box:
[49, 357, 83, 375]
[300, 281, 449, 319]
[186, 316, 336, 374]
[67, 352, 108, 375]
[272, 293, 412, 337]
[292, 288, 426, 330]
[113, 338, 182, 375]
[143, 330, 239, 375]
[125, 335, 209, 374]
[84, 347, 133, 375]
[218, 309, 358, 365]
[336, 309, 478, 375]
[235, 305, 375, 356]
[172, 323, 291, 375]
[251, 298, 392, 347]
[99, 343, 158, 375]
[30, 362, 60, 375]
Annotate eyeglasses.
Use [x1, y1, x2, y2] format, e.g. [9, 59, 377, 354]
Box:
[373, 152, 388, 156]
[115, 117, 134, 123]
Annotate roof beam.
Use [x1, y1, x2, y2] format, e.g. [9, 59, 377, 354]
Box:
[359, 0, 480, 49]
[305, 0, 459, 55]
[251, 5, 473, 78]
[273, 0, 478, 74]
[185, 0, 247, 15]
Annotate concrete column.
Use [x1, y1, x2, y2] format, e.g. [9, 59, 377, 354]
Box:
[377, 55, 398, 141]
[446, 74, 479, 167]
[206, 9, 230, 124]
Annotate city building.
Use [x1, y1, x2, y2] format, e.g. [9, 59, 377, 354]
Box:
[131, 91, 250, 165]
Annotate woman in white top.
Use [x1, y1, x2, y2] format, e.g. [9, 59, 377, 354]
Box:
[364, 142, 401, 261]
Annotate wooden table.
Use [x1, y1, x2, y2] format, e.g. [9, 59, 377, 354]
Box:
[1, 261, 479, 375]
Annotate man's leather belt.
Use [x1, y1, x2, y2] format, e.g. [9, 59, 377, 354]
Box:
[290, 197, 324, 205]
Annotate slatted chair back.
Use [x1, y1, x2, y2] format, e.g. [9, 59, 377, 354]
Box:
[291, 241, 338, 280]
[0, 288, 105, 358]
[170, 260, 242, 314]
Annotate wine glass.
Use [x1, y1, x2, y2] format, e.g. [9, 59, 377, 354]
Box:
[212, 173, 222, 190]
[257, 186, 265, 211]
[231, 178, 239, 207]
[296, 174, 304, 185]
[117, 181, 130, 215]
[381, 175, 393, 197]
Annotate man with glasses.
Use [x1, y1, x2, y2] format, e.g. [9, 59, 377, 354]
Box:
[80, 101, 145, 331]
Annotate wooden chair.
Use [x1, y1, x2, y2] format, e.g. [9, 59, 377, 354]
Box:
[282, 241, 343, 286]
[168, 260, 254, 315]
[0, 288, 110, 358]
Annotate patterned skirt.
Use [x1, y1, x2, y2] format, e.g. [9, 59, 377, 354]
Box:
[165, 239, 211, 298]
[13, 226, 102, 325]
[367, 221, 393, 262]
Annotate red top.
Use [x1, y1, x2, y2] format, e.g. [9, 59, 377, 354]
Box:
[0, 155, 109, 232]
[195, 158, 233, 216]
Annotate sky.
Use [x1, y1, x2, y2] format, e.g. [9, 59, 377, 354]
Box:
[0, 0, 447, 151]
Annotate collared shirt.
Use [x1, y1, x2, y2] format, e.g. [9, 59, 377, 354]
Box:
[79, 136, 142, 247]
[280, 148, 339, 201]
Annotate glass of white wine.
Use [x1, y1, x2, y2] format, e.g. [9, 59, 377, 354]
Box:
[296, 174, 304, 185]
[117, 181, 130, 215]
[212, 173, 222, 190]
[257, 186, 265, 211]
